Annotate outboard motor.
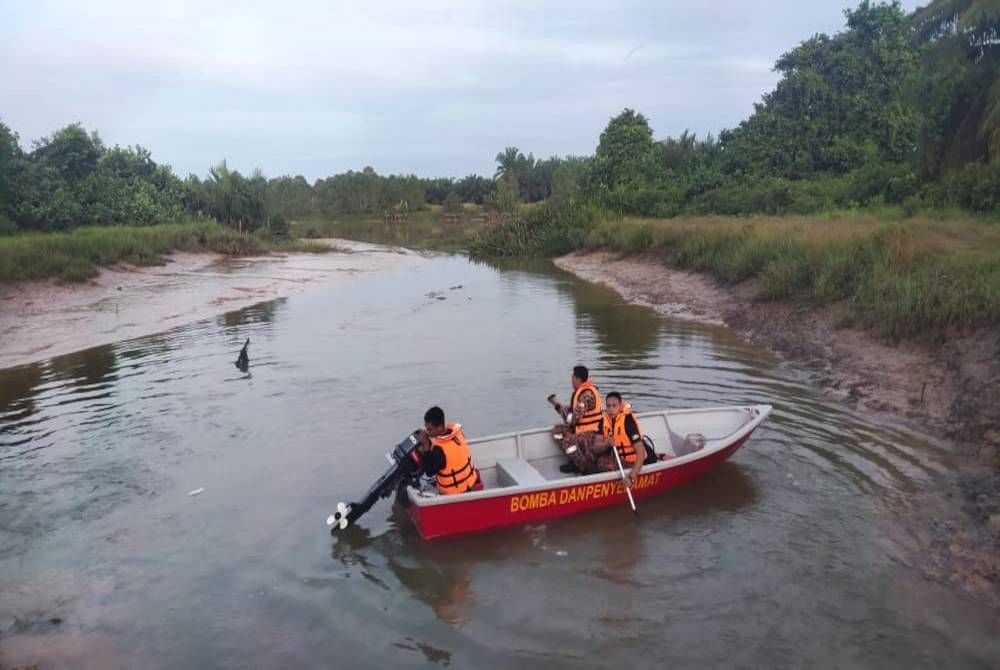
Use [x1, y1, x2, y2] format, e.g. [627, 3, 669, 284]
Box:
[327, 432, 425, 533]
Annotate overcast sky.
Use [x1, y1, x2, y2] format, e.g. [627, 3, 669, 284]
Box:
[1, 0, 923, 180]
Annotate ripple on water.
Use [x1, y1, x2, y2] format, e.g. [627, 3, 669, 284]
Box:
[0, 254, 996, 669]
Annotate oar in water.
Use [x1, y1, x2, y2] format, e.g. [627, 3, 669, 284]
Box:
[611, 443, 637, 515]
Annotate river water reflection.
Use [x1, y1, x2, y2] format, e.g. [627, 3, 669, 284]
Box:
[1, 252, 997, 669]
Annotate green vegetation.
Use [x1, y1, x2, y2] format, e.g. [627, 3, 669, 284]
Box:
[291, 208, 483, 253]
[468, 0, 1000, 342]
[470, 0, 999, 238]
[0, 220, 331, 283]
[585, 215, 999, 341]
[0, 0, 996, 341]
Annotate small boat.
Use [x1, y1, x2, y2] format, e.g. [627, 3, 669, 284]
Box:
[398, 404, 771, 539]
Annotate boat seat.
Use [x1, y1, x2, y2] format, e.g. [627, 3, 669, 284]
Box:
[495, 458, 547, 487]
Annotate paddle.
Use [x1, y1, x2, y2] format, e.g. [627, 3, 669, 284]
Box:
[611, 443, 638, 515]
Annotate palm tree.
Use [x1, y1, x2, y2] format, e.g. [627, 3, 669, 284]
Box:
[915, 0, 1000, 161]
[494, 146, 525, 180]
[914, 0, 1000, 49]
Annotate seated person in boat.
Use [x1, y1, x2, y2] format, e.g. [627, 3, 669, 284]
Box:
[560, 392, 645, 486]
[549, 365, 603, 473]
[416, 406, 482, 495]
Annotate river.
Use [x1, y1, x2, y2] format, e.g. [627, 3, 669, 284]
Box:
[1, 249, 997, 669]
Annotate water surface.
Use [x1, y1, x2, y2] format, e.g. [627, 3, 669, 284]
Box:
[1, 253, 997, 669]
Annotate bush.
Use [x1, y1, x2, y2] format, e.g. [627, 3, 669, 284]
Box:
[58, 257, 98, 282]
[923, 163, 1000, 212]
[757, 254, 813, 300]
[0, 219, 331, 282]
[269, 214, 290, 240]
[442, 191, 463, 215]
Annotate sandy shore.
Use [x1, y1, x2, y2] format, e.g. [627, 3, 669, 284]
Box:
[0, 239, 423, 370]
[556, 250, 1000, 598]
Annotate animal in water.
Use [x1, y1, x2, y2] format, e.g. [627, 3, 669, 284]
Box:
[235, 338, 250, 372]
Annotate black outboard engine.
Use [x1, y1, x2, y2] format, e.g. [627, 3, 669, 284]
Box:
[327, 432, 425, 533]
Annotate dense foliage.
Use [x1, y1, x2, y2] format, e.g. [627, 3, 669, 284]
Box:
[472, 0, 1000, 260]
[1, 1, 996, 241]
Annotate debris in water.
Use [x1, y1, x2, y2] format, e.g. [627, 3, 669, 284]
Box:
[235, 338, 250, 372]
[189, 487, 205, 497]
[449, 284, 463, 290]
[435, 296, 446, 301]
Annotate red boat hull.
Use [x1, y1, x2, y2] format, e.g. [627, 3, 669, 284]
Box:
[406, 432, 751, 540]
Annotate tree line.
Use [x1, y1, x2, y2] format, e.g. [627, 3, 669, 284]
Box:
[0, 121, 574, 235]
[523, 0, 1000, 218]
[1, 0, 996, 237]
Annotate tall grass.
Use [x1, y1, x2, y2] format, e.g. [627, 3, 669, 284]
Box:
[290, 207, 483, 252]
[586, 216, 1000, 341]
[0, 219, 332, 283]
[469, 200, 609, 257]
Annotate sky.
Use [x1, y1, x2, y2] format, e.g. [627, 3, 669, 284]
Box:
[1, 0, 923, 181]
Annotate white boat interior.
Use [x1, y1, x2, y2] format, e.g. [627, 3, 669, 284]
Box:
[410, 405, 771, 504]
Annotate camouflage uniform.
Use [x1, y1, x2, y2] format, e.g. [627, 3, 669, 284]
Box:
[552, 425, 616, 474]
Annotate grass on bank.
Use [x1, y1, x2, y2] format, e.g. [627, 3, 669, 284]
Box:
[290, 205, 485, 252]
[589, 214, 1000, 342]
[471, 202, 1000, 343]
[0, 219, 334, 283]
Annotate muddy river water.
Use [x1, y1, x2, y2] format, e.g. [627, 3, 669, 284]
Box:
[1, 249, 998, 669]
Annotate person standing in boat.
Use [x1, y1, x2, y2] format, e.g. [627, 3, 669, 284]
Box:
[549, 365, 604, 473]
[417, 406, 482, 495]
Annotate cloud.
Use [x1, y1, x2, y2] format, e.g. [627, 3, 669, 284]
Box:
[0, 0, 923, 178]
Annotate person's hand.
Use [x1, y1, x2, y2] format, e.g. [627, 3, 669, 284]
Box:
[623, 472, 635, 488]
[415, 429, 430, 450]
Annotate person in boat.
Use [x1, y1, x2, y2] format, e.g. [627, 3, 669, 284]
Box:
[550, 365, 604, 473]
[598, 392, 645, 487]
[416, 406, 482, 495]
[558, 392, 646, 484]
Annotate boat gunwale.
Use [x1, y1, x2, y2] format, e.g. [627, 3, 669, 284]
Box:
[407, 404, 772, 508]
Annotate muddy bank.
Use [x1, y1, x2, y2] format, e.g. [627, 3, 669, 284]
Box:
[0, 240, 422, 370]
[555, 250, 1000, 598]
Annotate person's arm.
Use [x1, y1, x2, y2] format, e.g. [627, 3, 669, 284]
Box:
[623, 415, 643, 486]
[421, 446, 445, 477]
[571, 389, 597, 427]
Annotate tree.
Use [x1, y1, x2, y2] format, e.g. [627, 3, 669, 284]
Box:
[442, 191, 463, 214]
[494, 146, 525, 181]
[485, 176, 519, 215]
[912, 0, 1000, 169]
[456, 174, 493, 204]
[913, 0, 1000, 52]
[550, 156, 589, 203]
[32, 124, 103, 183]
[0, 121, 19, 231]
[591, 109, 657, 192]
[721, 1, 918, 177]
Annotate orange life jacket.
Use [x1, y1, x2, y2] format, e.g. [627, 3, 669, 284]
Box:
[571, 380, 603, 433]
[433, 423, 478, 495]
[603, 403, 640, 465]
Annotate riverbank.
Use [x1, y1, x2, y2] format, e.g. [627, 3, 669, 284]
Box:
[0, 220, 334, 284]
[556, 250, 1000, 599]
[0, 239, 423, 369]
[291, 207, 484, 253]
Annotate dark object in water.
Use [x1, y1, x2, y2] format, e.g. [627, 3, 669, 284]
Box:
[235, 338, 250, 372]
